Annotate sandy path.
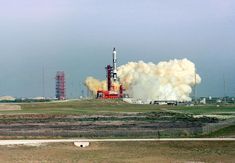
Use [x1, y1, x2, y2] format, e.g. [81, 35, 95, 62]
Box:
[0, 138, 235, 146]
[0, 104, 21, 111]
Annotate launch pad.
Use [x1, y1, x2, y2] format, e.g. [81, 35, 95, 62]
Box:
[96, 48, 125, 99]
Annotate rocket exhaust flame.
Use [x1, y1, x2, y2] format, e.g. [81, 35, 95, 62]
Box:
[85, 58, 201, 101]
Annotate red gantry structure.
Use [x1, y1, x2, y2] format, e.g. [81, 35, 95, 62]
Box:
[55, 71, 66, 100]
[96, 48, 125, 99]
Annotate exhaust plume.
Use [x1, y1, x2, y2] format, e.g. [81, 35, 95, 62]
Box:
[85, 58, 201, 101]
[84, 77, 107, 95]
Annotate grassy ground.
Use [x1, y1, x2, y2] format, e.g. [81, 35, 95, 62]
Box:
[0, 111, 213, 139]
[0, 99, 235, 138]
[0, 141, 235, 163]
[0, 99, 234, 115]
[169, 105, 235, 115]
[205, 125, 235, 138]
[0, 99, 161, 115]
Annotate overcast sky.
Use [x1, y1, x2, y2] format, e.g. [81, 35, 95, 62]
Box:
[0, 0, 235, 98]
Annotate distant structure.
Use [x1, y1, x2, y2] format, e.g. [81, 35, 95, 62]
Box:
[55, 71, 65, 100]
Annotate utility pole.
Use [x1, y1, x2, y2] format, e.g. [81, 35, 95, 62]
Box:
[223, 74, 226, 103]
[194, 69, 197, 104]
[42, 66, 45, 98]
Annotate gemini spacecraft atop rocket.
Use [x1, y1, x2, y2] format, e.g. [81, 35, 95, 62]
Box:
[112, 48, 118, 82]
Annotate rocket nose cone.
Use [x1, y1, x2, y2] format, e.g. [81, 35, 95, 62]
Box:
[113, 47, 116, 51]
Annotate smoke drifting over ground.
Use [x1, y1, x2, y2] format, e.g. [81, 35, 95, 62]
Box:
[85, 59, 201, 101]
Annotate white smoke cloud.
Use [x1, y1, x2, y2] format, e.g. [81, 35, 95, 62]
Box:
[85, 58, 201, 101]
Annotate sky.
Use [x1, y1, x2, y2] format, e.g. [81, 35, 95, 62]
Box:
[0, 0, 235, 98]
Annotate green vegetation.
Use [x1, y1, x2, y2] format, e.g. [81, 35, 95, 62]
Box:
[204, 125, 235, 137]
[168, 105, 235, 115]
[0, 99, 161, 115]
[0, 99, 235, 115]
[0, 112, 219, 123]
[0, 99, 235, 138]
[0, 111, 216, 139]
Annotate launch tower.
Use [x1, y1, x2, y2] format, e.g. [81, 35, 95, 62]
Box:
[97, 48, 124, 99]
[55, 71, 65, 100]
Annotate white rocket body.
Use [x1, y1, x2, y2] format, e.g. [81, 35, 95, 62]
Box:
[112, 48, 117, 81]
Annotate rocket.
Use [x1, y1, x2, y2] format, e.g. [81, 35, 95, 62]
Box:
[112, 47, 117, 81]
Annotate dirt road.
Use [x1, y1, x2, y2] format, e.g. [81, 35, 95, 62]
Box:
[0, 138, 235, 146]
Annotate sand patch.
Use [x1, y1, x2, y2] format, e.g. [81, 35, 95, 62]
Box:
[0, 104, 21, 111]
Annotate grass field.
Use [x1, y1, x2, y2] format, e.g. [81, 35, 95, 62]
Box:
[169, 105, 235, 115]
[1, 99, 160, 115]
[0, 99, 235, 138]
[0, 141, 235, 163]
[0, 99, 235, 115]
[205, 125, 235, 137]
[0, 100, 235, 162]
